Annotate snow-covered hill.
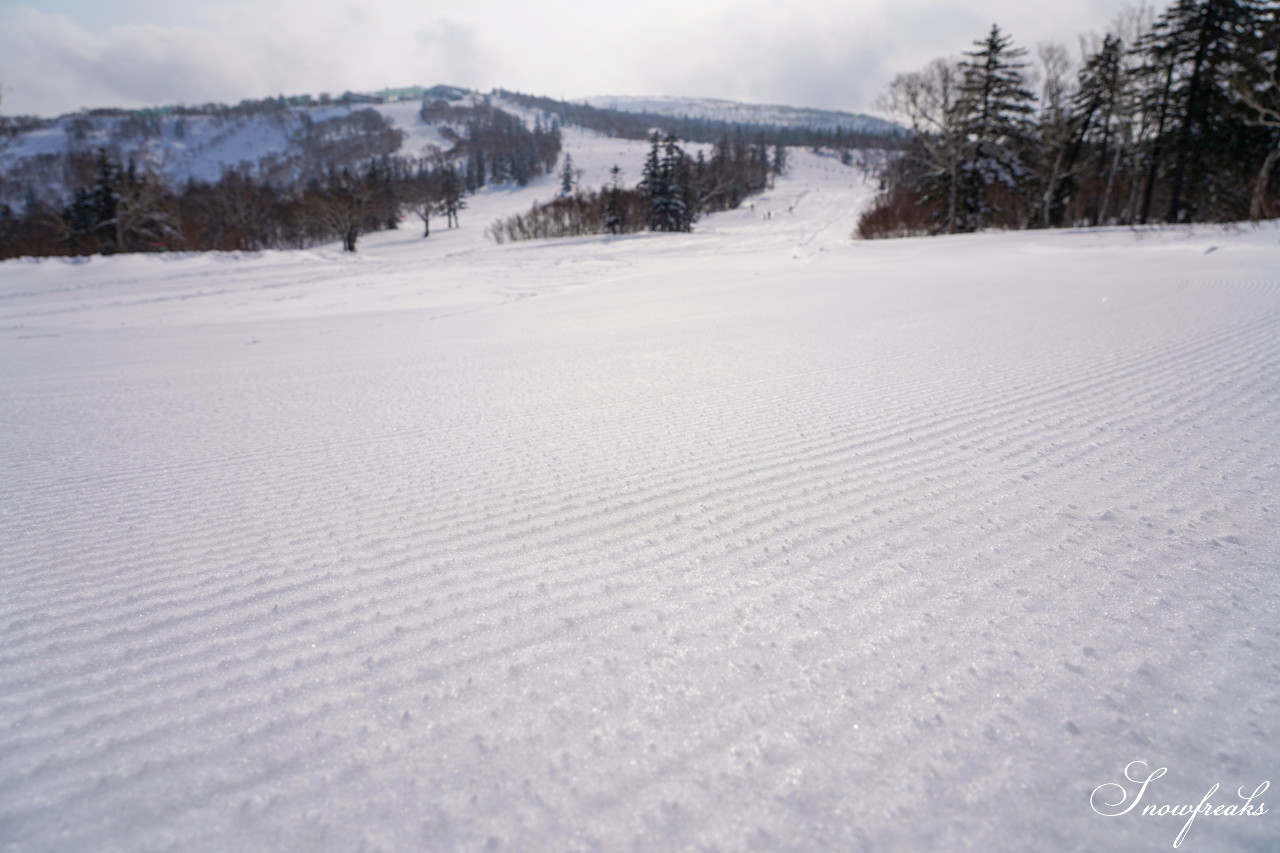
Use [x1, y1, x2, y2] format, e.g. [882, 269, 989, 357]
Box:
[0, 95, 475, 210]
[0, 88, 899, 213]
[1, 138, 1277, 852]
[584, 94, 901, 135]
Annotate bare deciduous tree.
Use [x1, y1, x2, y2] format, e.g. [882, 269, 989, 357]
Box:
[1036, 42, 1077, 226]
[1231, 16, 1280, 219]
[304, 168, 376, 252]
[877, 58, 968, 233]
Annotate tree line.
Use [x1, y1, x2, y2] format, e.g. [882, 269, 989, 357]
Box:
[494, 89, 907, 151]
[0, 104, 559, 258]
[859, 0, 1280, 238]
[422, 99, 562, 190]
[487, 132, 783, 244]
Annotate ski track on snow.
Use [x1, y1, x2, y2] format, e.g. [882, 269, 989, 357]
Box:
[1, 146, 1279, 852]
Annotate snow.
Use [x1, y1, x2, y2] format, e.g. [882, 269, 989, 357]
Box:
[1, 135, 1278, 852]
[377, 101, 455, 158]
[0, 100, 462, 208]
[582, 94, 902, 135]
[0, 112, 296, 198]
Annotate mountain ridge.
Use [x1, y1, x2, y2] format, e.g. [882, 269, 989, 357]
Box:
[582, 94, 900, 136]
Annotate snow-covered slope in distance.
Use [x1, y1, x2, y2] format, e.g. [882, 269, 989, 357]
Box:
[0, 89, 895, 211]
[1, 134, 1277, 852]
[0, 96, 473, 207]
[583, 94, 902, 135]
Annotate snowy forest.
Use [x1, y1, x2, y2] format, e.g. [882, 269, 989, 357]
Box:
[0, 93, 861, 259]
[859, 0, 1280, 236]
[487, 132, 785, 243]
[493, 90, 904, 150]
[0, 98, 560, 258]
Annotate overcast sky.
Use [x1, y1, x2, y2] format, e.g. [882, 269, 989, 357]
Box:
[2, 0, 1143, 118]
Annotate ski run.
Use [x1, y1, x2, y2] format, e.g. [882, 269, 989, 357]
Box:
[2, 131, 1278, 852]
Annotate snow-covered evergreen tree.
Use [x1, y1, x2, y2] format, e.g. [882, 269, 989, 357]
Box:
[605, 164, 625, 234]
[559, 153, 576, 195]
[657, 133, 696, 232]
[641, 133, 665, 231]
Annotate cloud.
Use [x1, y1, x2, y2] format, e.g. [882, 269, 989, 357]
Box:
[568, 0, 1129, 112]
[0, 2, 495, 116]
[556, 1, 990, 112]
[1, 8, 239, 113]
[0, 0, 1140, 118]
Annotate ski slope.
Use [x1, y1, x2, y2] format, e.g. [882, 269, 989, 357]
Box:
[581, 94, 902, 135]
[1, 93, 486, 209]
[1, 141, 1278, 852]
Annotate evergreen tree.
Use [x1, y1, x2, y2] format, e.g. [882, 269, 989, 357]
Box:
[639, 132, 697, 232]
[563, 153, 578, 194]
[641, 132, 667, 231]
[560, 153, 576, 194]
[1066, 33, 1130, 224]
[859, 6, 1280, 237]
[660, 133, 696, 232]
[956, 24, 1038, 229]
[1142, 0, 1269, 221]
[604, 165, 625, 234]
[64, 150, 120, 253]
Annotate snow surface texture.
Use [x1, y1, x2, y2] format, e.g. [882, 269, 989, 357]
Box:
[1, 140, 1278, 852]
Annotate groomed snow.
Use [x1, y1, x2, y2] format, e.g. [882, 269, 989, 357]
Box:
[1, 141, 1278, 852]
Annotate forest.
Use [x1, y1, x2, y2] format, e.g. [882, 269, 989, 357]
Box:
[859, 0, 1280, 237]
[493, 90, 907, 151]
[0, 101, 558, 258]
[487, 132, 784, 243]
[0, 93, 811, 257]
